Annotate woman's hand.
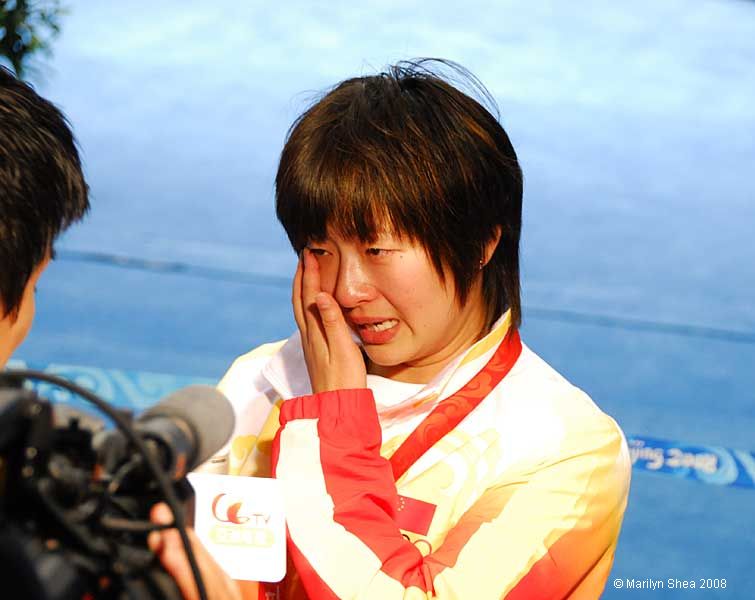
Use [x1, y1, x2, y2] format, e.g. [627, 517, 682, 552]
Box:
[148, 503, 246, 600]
[293, 249, 367, 393]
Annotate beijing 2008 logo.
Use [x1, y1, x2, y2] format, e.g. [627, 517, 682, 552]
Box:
[209, 493, 275, 548]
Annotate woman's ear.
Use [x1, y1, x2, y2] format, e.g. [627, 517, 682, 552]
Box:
[481, 227, 502, 267]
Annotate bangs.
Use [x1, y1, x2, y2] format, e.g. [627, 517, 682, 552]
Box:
[278, 159, 432, 250]
[276, 87, 446, 252]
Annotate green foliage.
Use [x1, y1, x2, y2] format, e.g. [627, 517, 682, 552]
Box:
[0, 0, 65, 79]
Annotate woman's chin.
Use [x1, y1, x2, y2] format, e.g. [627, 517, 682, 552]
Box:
[364, 346, 409, 373]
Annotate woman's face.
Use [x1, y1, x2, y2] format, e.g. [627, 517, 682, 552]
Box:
[306, 230, 489, 383]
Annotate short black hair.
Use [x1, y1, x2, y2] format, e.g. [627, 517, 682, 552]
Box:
[0, 66, 89, 318]
[276, 59, 523, 328]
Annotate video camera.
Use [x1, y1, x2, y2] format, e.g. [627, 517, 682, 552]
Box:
[0, 370, 234, 600]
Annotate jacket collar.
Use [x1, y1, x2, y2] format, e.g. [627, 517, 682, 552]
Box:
[261, 311, 513, 412]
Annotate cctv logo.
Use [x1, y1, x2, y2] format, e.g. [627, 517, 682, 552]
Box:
[209, 493, 275, 548]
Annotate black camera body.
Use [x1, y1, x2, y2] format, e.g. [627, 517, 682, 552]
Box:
[0, 379, 187, 600]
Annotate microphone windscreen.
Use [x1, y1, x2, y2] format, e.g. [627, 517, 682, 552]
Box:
[141, 385, 235, 469]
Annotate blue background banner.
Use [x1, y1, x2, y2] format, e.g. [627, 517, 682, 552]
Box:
[628, 435, 755, 490]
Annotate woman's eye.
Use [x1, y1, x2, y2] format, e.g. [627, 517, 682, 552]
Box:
[306, 247, 329, 256]
[366, 248, 390, 257]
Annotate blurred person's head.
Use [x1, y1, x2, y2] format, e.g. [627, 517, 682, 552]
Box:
[276, 60, 523, 380]
[0, 66, 89, 367]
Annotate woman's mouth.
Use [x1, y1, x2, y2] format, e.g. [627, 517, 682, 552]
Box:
[355, 319, 400, 344]
[361, 319, 399, 332]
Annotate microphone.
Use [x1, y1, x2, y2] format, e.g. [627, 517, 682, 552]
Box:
[95, 385, 234, 480]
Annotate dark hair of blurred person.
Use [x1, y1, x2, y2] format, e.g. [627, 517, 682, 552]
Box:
[0, 66, 89, 367]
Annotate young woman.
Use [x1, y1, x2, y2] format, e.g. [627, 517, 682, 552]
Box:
[152, 60, 631, 600]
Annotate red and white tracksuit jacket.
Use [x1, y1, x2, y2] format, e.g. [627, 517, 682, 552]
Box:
[211, 312, 631, 599]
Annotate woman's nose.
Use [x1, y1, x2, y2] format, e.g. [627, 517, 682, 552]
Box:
[333, 260, 376, 308]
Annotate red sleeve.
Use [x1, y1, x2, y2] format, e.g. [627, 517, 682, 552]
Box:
[271, 389, 628, 600]
[272, 389, 429, 598]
